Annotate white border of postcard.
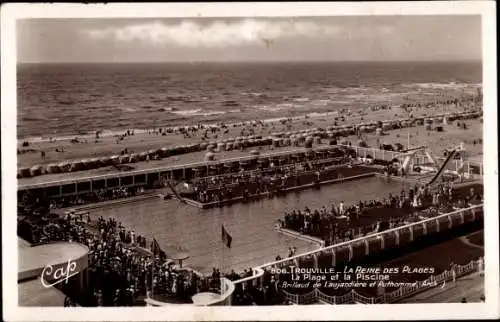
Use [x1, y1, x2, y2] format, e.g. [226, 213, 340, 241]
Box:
[2, 2, 498, 321]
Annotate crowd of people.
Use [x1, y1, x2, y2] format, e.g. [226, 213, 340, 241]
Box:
[185, 155, 355, 204]
[19, 186, 152, 212]
[18, 201, 222, 306]
[188, 165, 303, 203]
[279, 182, 483, 244]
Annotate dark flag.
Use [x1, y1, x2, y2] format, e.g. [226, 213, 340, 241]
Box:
[221, 225, 232, 248]
[151, 238, 166, 259]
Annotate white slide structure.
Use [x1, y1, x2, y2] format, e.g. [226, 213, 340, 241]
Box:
[427, 150, 457, 185]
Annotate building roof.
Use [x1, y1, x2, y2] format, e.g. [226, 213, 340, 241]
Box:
[18, 242, 89, 281]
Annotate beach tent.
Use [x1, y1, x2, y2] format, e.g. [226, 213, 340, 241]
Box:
[80, 159, 92, 170]
[30, 165, 43, 177]
[45, 164, 59, 174]
[83, 158, 94, 169]
[206, 144, 216, 152]
[19, 167, 31, 178]
[180, 145, 190, 154]
[69, 160, 84, 172]
[83, 158, 95, 169]
[58, 161, 71, 173]
[376, 128, 383, 136]
[147, 149, 158, 158]
[199, 143, 208, 151]
[110, 155, 120, 165]
[357, 140, 368, 148]
[272, 138, 281, 148]
[225, 143, 233, 151]
[156, 147, 167, 158]
[381, 123, 391, 131]
[99, 156, 111, 166]
[137, 152, 148, 162]
[304, 140, 313, 149]
[89, 158, 100, 167]
[119, 155, 130, 164]
[217, 143, 225, 152]
[129, 154, 139, 163]
[204, 152, 215, 161]
[190, 143, 201, 152]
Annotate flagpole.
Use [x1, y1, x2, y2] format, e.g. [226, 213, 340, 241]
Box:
[221, 225, 224, 295]
[151, 256, 154, 299]
[221, 234, 224, 294]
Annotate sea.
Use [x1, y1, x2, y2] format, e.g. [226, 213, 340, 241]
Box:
[17, 61, 482, 140]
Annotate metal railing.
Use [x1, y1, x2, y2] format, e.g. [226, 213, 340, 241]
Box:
[278, 256, 483, 305]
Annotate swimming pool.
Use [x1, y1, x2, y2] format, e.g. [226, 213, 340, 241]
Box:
[88, 176, 411, 274]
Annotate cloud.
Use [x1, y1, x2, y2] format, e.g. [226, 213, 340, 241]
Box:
[82, 19, 345, 48]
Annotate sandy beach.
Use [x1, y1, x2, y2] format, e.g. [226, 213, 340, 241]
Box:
[18, 103, 482, 169]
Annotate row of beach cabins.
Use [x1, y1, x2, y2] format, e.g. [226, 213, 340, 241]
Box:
[18, 111, 481, 179]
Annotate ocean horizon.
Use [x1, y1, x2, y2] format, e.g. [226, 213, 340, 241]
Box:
[17, 60, 482, 139]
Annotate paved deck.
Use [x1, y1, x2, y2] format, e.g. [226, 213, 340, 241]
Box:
[401, 271, 484, 303]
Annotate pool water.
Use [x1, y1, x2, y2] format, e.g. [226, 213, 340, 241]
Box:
[89, 176, 410, 274]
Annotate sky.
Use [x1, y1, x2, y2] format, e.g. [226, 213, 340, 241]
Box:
[17, 16, 482, 63]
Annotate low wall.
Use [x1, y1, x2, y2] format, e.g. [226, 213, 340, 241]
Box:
[182, 169, 376, 209]
[230, 204, 483, 304]
[143, 204, 483, 306]
[280, 257, 484, 304]
[338, 144, 483, 177]
[59, 193, 159, 212]
[144, 277, 234, 306]
[275, 227, 325, 248]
